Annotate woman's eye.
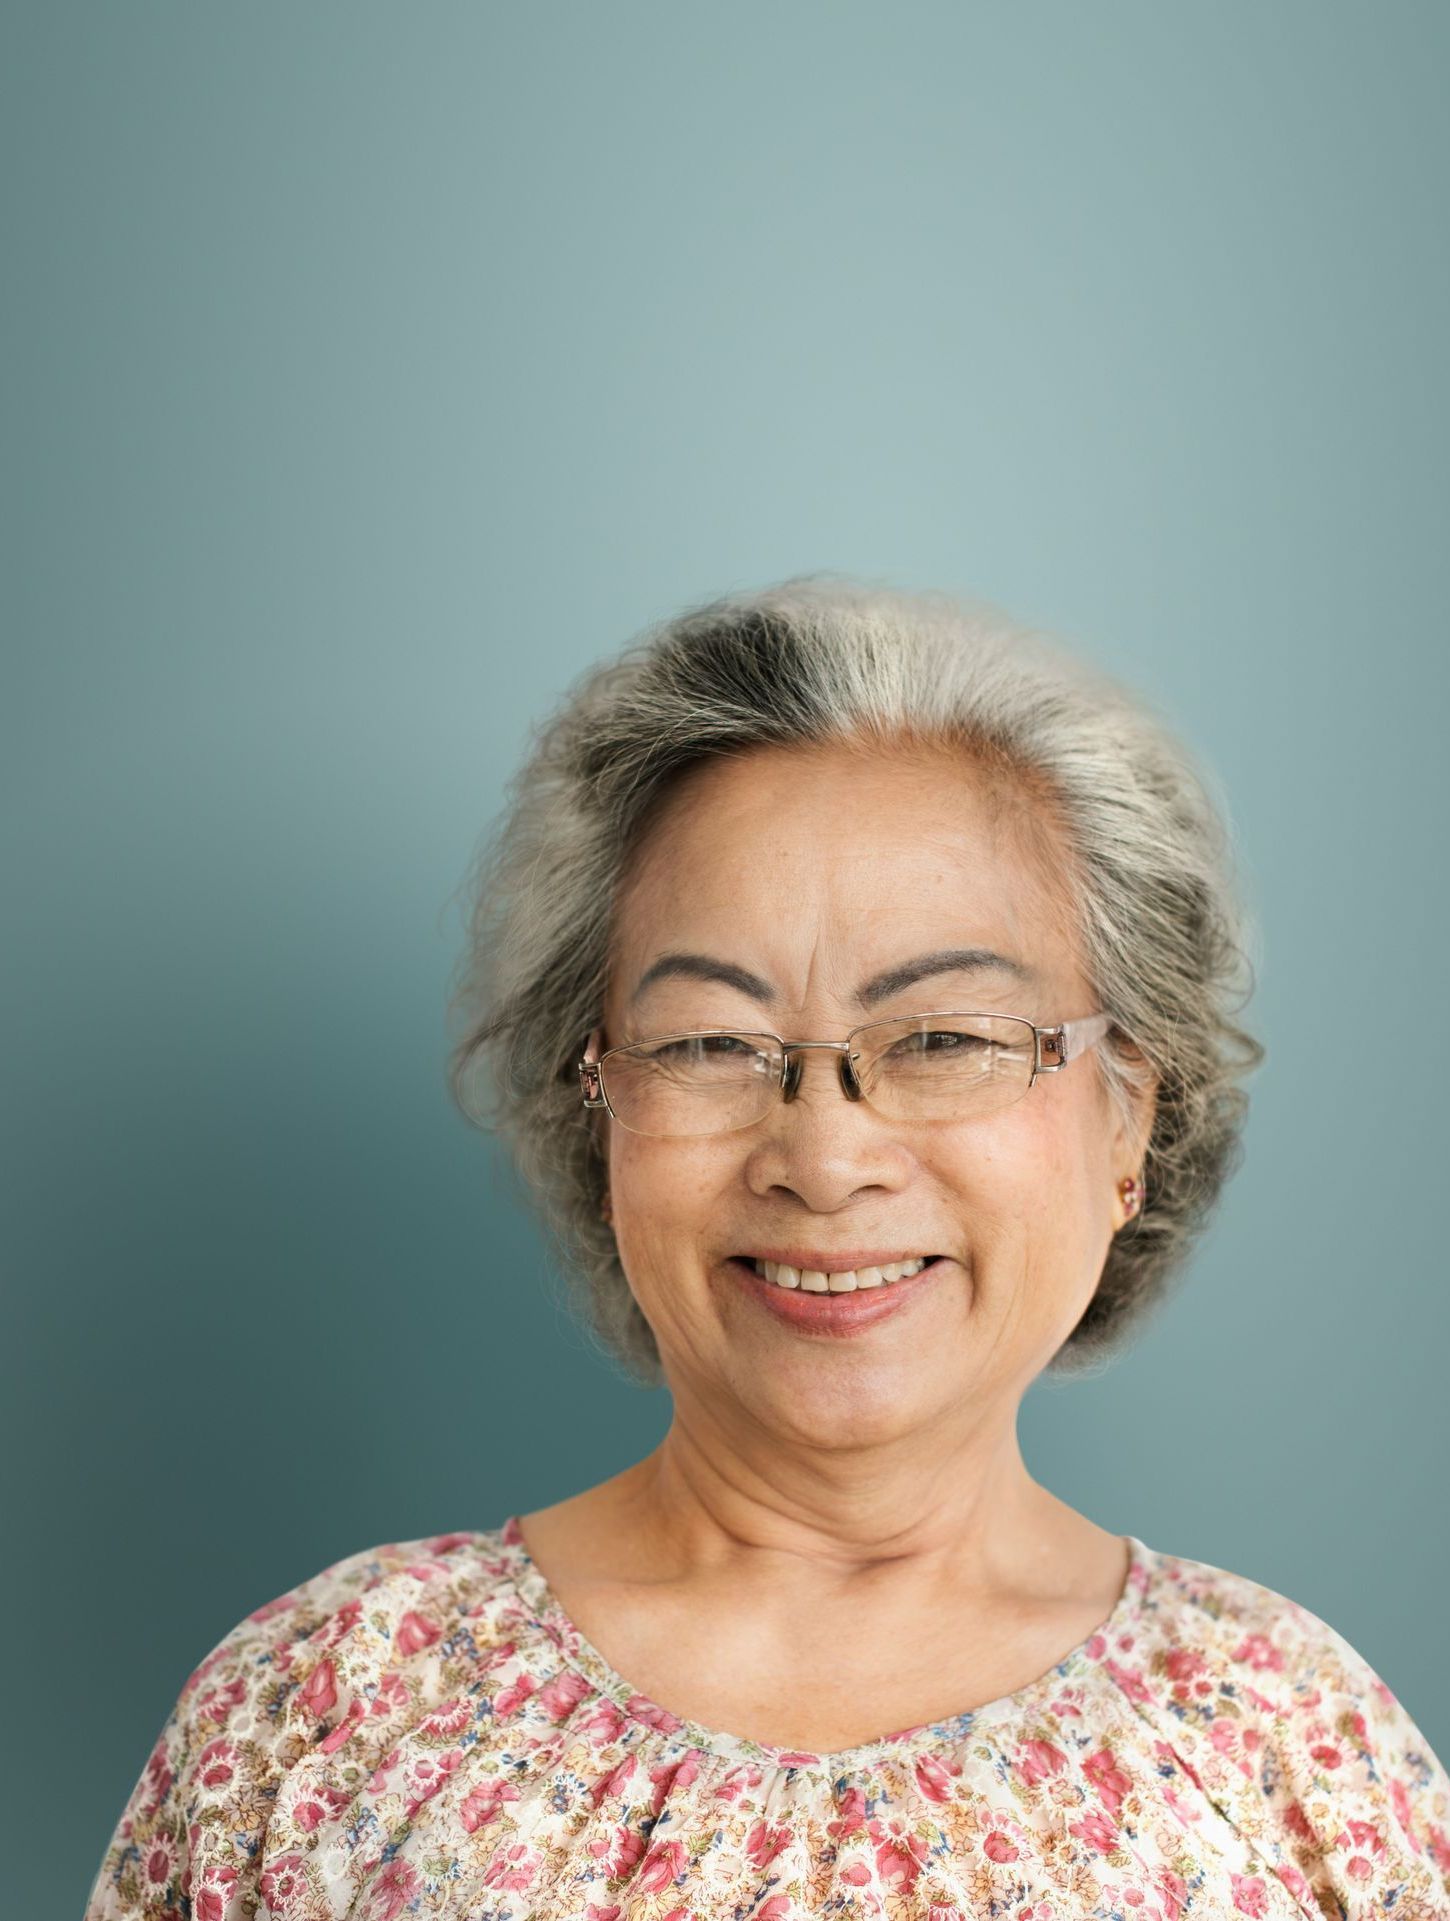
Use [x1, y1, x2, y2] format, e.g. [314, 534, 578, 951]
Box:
[657, 1034, 751, 1058]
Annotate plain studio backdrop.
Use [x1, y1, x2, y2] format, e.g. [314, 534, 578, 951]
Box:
[3, 5, 1447, 1905]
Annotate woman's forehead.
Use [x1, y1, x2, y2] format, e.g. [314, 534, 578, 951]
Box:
[607, 750, 1083, 1013]
[615, 743, 1071, 938]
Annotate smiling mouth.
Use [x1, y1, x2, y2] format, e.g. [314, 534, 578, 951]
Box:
[731, 1255, 945, 1294]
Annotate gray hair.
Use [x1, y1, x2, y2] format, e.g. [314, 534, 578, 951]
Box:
[446, 575, 1264, 1387]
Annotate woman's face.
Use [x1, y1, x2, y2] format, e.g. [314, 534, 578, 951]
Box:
[597, 737, 1156, 1446]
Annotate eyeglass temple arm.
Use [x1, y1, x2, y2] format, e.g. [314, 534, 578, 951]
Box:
[579, 1025, 607, 1106]
[1038, 1011, 1111, 1071]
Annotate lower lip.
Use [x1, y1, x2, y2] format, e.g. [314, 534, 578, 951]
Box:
[727, 1257, 947, 1334]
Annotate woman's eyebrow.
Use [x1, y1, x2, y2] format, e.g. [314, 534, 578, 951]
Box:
[628, 947, 1033, 1010]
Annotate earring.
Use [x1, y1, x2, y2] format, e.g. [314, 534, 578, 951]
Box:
[1118, 1175, 1146, 1222]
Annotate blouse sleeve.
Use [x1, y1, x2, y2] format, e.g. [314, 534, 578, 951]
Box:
[1266, 1606, 1450, 1917]
[82, 1539, 406, 1921]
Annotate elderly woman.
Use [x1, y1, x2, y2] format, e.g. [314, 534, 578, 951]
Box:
[88, 578, 1448, 1920]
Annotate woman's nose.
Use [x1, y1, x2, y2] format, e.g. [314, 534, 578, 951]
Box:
[744, 1046, 911, 1206]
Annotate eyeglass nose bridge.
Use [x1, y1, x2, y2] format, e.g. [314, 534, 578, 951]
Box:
[778, 1037, 864, 1104]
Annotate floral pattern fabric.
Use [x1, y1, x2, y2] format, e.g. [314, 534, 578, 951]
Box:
[84, 1518, 1450, 1920]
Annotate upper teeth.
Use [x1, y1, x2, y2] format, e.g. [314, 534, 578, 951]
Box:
[750, 1257, 931, 1293]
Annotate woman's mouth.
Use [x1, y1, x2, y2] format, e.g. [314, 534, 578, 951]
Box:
[725, 1254, 948, 1333]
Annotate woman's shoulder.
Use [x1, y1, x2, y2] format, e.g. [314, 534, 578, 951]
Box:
[83, 1524, 518, 1921]
[1123, 1535, 1450, 1911]
[161, 1524, 522, 1741]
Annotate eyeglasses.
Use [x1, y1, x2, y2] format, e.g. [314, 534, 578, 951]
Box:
[577, 1010, 1111, 1139]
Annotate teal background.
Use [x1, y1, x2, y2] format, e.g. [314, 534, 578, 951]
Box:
[4, 4, 1447, 1902]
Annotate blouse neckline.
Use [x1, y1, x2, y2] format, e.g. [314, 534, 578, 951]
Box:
[487, 1517, 1154, 1776]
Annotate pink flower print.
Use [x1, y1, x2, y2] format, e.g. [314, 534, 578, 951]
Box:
[1230, 1871, 1269, 1914]
[314, 1597, 363, 1651]
[366, 1745, 403, 1794]
[259, 1852, 309, 1917]
[394, 1609, 441, 1656]
[1164, 1646, 1207, 1681]
[191, 1863, 239, 1921]
[480, 1841, 542, 1893]
[584, 1906, 623, 1920]
[539, 1665, 595, 1720]
[1154, 1865, 1189, 1920]
[983, 1831, 1020, 1862]
[1016, 1737, 1069, 1785]
[587, 1821, 647, 1878]
[588, 1753, 638, 1811]
[193, 1736, 237, 1791]
[756, 1898, 793, 1921]
[914, 1752, 960, 1803]
[638, 1838, 689, 1890]
[837, 1858, 873, 1885]
[291, 1778, 351, 1834]
[194, 1674, 249, 1729]
[627, 1691, 686, 1735]
[459, 1776, 521, 1832]
[1282, 1800, 1316, 1844]
[1103, 1657, 1153, 1705]
[649, 1747, 703, 1817]
[745, 1819, 793, 1869]
[319, 1696, 369, 1754]
[403, 1560, 444, 1582]
[583, 1697, 628, 1743]
[774, 1750, 821, 1768]
[1309, 1742, 1343, 1769]
[140, 1740, 175, 1813]
[1345, 1852, 1376, 1881]
[297, 1656, 339, 1721]
[493, 1669, 538, 1717]
[1274, 1861, 1311, 1902]
[1083, 1745, 1134, 1817]
[140, 1832, 176, 1890]
[1231, 1632, 1284, 1674]
[868, 1816, 930, 1893]
[713, 1761, 765, 1804]
[361, 1855, 423, 1920]
[404, 1747, 463, 1816]
[417, 1695, 474, 1739]
[369, 1669, 411, 1719]
[1389, 1775, 1420, 1847]
[827, 1784, 868, 1839]
[1162, 1783, 1203, 1829]
[1069, 1809, 1119, 1854]
[427, 1530, 476, 1555]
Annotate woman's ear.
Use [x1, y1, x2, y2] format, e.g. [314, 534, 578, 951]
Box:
[1106, 1037, 1159, 1174]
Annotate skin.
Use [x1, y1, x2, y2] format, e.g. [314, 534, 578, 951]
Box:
[516, 734, 1159, 1753]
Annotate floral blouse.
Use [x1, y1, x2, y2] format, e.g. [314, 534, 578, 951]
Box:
[84, 1518, 1450, 1920]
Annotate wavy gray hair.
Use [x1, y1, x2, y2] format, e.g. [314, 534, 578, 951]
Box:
[446, 575, 1263, 1386]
